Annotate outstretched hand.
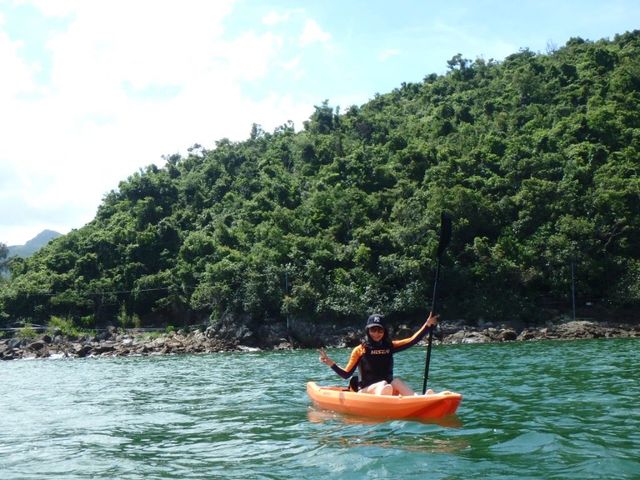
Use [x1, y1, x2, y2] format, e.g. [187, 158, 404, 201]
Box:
[317, 348, 335, 367]
[426, 311, 439, 328]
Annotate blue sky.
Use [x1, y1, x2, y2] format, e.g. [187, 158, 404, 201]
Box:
[1, 0, 638, 246]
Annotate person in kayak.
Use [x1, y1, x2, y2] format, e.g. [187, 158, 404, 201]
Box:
[318, 312, 438, 395]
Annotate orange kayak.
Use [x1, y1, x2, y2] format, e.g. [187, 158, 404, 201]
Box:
[306, 381, 462, 420]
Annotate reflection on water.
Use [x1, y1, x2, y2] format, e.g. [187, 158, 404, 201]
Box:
[307, 408, 469, 454]
[307, 406, 463, 428]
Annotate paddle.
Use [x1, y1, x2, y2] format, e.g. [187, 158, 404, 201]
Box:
[422, 212, 452, 394]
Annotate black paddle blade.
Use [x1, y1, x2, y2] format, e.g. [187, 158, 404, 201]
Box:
[437, 212, 453, 258]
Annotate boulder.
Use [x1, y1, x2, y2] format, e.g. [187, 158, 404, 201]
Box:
[27, 340, 46, 351]
[553, 321, 603, 339]
[73, 344, 93, 357]
[95, 330, 112, 341]
[1, 347, 16, 360]
[517, 329, 538, 341]
[443, 330, 492, 344]
[497, 328, 518, 341]
[92, 342, 116, 354]
[8, 338, 23, 349]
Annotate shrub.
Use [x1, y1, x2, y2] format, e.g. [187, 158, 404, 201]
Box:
[47, 316, 95, 338]
[17, 323, 38, 340]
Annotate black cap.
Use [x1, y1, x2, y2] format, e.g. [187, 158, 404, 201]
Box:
[365, 314, 385, 329]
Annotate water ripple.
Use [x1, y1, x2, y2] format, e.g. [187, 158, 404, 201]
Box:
[0, 339, 638, 479]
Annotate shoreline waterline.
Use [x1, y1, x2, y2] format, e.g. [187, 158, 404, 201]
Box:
[2, 319, 638, 361]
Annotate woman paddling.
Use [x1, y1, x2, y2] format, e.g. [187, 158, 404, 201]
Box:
[318, 312, 438, 395]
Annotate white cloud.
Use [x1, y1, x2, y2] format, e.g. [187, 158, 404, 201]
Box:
[262, 10, 290, 26]
[0, 26, 39, 99]
[378, 48, 401, 61]
[224, 30, 284, 81]
[0, 0, 317, 245]
[281, 55, 305, 80]
[299, 19, 331, 46]
[18, 0, 82, 18]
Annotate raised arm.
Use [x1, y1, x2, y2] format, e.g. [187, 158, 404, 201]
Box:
[392, 312, 439, 353]
[318, 345, 364, 379]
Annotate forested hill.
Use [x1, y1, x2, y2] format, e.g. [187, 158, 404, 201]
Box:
[7, 230, 62, 258]
[2, 32, 639, 331]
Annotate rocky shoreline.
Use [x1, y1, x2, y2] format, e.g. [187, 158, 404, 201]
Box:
[1, 319, 639, 361]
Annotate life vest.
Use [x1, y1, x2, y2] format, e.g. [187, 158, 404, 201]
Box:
[358, 341, 394, 388]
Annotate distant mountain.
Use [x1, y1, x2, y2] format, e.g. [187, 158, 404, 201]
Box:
[8, 230, 62, 258]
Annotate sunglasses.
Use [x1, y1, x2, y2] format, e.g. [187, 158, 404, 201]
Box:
[368, 326, 384, 333]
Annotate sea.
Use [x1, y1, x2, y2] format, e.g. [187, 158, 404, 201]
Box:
[1, 338, 638, 479]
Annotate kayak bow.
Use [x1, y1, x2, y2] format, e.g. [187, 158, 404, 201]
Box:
[306, 382, 462, 420]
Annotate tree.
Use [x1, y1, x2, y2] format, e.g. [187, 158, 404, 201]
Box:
[0, 242, 8, 267]
[2, 32, 640, 328]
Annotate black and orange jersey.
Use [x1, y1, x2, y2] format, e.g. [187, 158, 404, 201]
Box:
[330, 319, 433, 387]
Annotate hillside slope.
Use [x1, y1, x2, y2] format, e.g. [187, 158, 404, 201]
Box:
[8, 230, 62, 258]
[1, 32, 639, 330]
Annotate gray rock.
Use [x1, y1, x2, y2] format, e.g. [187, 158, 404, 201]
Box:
[95, 330, 112, 341]
[497, 329, 518, 341]
[73, 344, 93, 357]
[8, 338, 23, 349]
[27, 340, 46, 351]
[443, 330, 492, 344]
[517, 329, 538, 341]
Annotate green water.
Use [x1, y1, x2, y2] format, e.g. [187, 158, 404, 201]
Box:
[1, 338, 638, 479]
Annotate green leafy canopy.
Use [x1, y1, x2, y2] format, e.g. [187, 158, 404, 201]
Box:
[2, 31, 639, 330]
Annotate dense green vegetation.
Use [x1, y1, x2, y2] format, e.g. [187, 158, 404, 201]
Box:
[1, 32, 639, 331]
[0, 242, 8, 278]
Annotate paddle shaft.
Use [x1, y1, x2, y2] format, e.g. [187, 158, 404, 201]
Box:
[422, 213, 451, 394]
[422, 259, 441, 393]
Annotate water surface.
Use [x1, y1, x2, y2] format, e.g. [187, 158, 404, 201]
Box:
[1, 338, 638, 479]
